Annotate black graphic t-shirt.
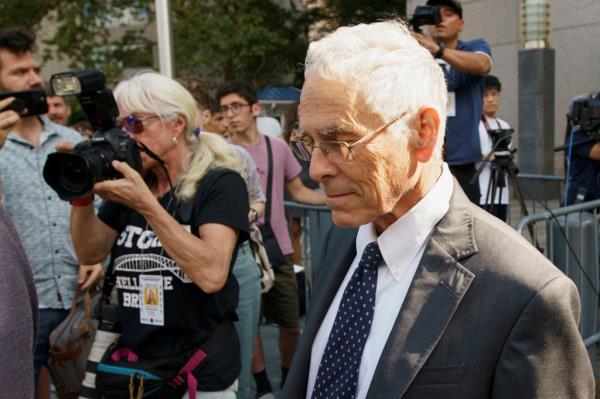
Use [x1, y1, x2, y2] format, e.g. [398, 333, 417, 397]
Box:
[98, 169, 249, 382]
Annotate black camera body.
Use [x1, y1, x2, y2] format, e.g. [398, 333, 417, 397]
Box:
[410, 5, 441, 32]
[43, 70, 142, 201]
[0, 89, 48, 116]
[568, 92, 600, 138]
[488, 128, 514, 155]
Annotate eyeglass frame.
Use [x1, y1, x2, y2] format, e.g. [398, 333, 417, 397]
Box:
[220, 102, 253, 116]
[117, 114, 160, 135]
[290, 110, 411, 163]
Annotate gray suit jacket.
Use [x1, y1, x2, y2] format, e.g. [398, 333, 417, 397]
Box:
[283, 185, 595, 398]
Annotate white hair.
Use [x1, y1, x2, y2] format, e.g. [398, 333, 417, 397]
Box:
[304, 21, 447, 160]
[113, 72, 243, 200]
[113, 71, 198, 141]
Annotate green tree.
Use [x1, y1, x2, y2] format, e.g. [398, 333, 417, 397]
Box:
[171, 0, 316, 88]
[0, 0, 154, 81]
[313, 0, 407, 32]
[1, 0, 406, 88]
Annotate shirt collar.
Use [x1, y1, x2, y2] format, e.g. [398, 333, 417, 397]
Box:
[356, 163, 453, 282]
[7, 115, 60, 147]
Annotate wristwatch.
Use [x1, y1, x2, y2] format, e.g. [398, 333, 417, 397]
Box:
[434, 43, 446, 59]
[250, 207, 259, 223]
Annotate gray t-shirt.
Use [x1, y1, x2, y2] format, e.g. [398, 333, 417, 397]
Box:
[232, 144, 265, 204]
[0, 205, 37, 399]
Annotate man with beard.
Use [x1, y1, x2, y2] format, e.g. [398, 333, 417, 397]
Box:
[0, 28, 103, 394]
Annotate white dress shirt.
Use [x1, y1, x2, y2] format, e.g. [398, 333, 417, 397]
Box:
[476, 116, 512, 205]
[307, 164, 454, 399]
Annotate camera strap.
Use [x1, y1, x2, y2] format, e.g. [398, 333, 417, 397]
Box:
[481, 115, 501, 133]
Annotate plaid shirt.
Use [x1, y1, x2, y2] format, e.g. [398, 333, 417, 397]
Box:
[0, 116, 82, 309]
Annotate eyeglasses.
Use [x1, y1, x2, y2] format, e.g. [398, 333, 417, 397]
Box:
[117, 114, 159, 134]
[220, 102, 251, 116]
[290, 110, 410, 163]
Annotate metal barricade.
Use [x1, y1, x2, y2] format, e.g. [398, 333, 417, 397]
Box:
[511, 173, 564, 225]
[285, 201, 332, 312]
[516, 199, 600, 374]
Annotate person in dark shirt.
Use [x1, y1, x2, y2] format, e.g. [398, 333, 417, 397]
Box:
[564, 93, 600, 205]
[414, 0, 492, 203]
[69, 72, 250, 397]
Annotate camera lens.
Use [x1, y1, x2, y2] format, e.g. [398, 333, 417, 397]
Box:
[43, 152, 96, 201]
[59, 157, 90, 194]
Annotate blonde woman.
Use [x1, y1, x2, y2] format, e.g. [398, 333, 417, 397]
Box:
[70, 72, 249, 398]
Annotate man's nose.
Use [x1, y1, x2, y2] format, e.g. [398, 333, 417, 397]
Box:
[28, 70, 43, 88]
[309, 147, 337, 183]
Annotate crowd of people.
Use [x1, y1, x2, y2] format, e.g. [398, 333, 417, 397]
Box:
[0, 0, 597, 398]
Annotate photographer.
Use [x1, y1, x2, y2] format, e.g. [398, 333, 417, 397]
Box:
[413, 0, 491, 203]
[69, 72, 250, 397]
[476, 75, 511, 221]
[564, 93, 600, 205]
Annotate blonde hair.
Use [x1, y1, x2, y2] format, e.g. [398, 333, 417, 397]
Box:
[114, 71, 244, 200]
[177, 132, 244, 200]
[304, 21, 447, 161]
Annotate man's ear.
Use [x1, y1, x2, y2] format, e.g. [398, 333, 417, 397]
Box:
[201, 109, 212, 125]
[251, 102, 261, 117]
[415, 107, 440, 163]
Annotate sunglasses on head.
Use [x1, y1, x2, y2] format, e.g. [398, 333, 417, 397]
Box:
[118, 114, 159, 134]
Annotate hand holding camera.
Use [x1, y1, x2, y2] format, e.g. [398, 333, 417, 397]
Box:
[43, 70, 143, 201]
[93, 159, 155, 212]
[0, 97, 20, 148]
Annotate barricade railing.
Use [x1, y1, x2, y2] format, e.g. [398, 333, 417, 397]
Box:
[510, 173, 564, 225]
[516, 199, 600, 374]
[285, 201, 332, 312]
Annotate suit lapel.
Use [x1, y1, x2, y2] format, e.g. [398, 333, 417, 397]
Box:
[367, 184, 477, 399]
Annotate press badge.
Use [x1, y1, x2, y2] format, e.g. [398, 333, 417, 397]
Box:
[139, 274, 164, 326]
[447, 91, 456, 117]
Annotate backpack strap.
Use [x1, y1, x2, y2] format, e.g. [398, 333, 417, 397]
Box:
[168, 348, 207, 399]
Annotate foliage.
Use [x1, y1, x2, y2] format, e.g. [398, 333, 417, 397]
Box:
[43, 0, 154, 81]
[0, 0, 153, 81]
[171, 0, 317, 88]
[310, 0, 407, 34]
[0, 0, 406, 88]
[0, 0, 57, 29]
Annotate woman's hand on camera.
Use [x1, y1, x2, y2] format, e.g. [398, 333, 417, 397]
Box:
[94, 160, 156, 211]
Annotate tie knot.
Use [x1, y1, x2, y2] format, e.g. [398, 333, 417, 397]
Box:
[359, 241, 383, 269]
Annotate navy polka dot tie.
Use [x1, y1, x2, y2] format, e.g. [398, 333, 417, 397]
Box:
[312, 241, 383, 399]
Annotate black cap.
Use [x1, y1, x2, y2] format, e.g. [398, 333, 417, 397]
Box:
[426, 0, 463, 19]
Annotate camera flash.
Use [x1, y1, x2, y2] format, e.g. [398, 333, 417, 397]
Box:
[51, 75, 82, 96]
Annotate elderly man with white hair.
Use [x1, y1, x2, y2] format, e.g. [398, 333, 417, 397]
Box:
[283, 21, 594, 399]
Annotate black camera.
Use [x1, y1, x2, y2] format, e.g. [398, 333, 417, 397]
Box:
[0, 89, 48, 116]
[43, 70, 142, 201]
[568, 92, 600, 138]
[410, 5, 441, 33]
[488, 128, 514, 155]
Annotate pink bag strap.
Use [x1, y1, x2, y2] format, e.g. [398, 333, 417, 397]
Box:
[168, 348, 207, 399]
[110, 347, 139, 362]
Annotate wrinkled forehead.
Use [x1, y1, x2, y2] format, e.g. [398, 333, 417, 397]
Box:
[298, 77, 383, 137]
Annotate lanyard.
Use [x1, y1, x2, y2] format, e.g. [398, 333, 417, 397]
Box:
[481, 115, 501, 133]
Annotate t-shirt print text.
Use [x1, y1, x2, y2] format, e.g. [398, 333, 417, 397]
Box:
[116, 225, 163, 249]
